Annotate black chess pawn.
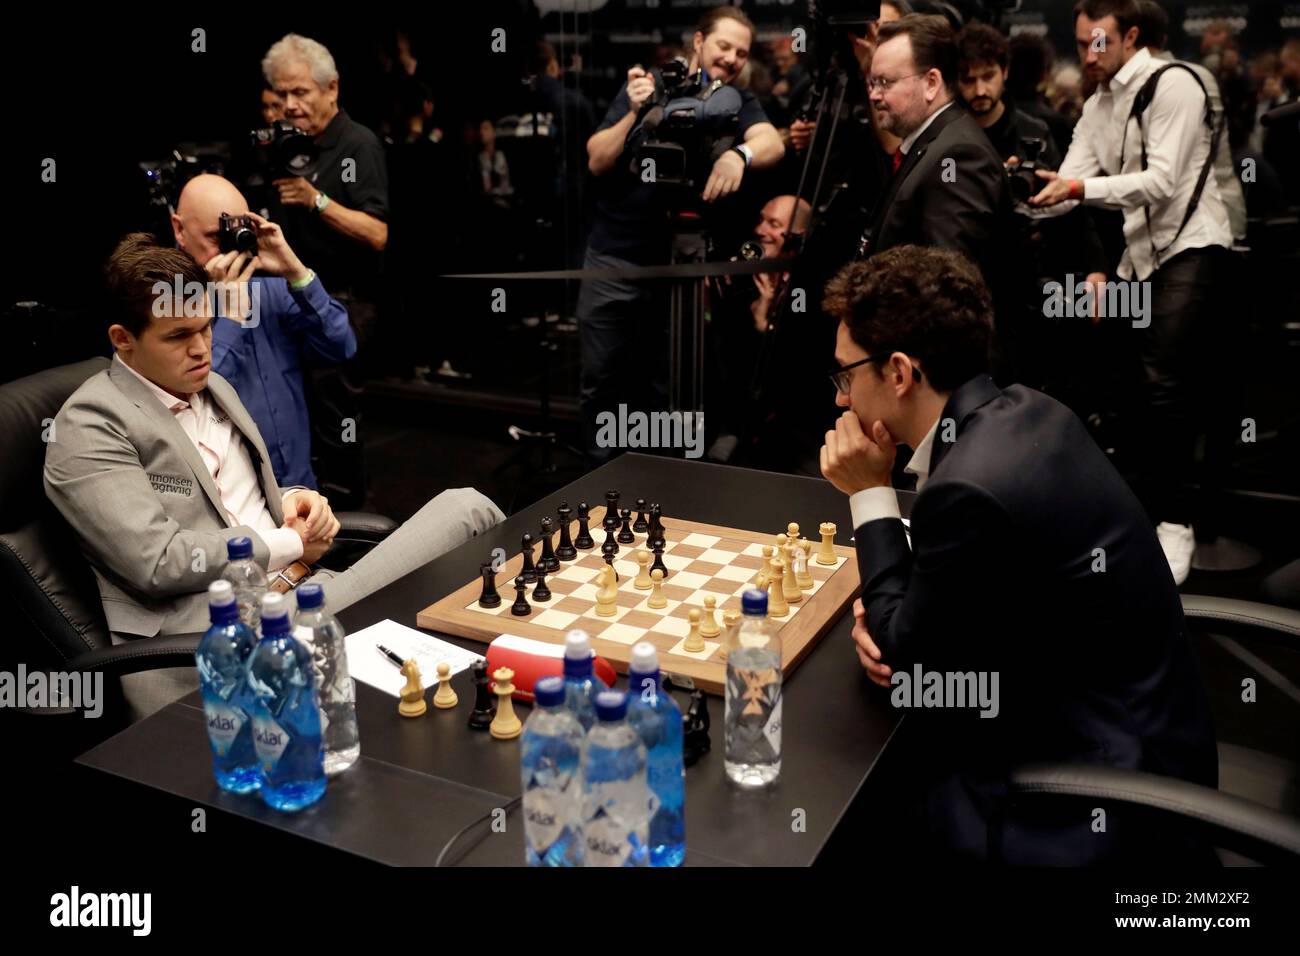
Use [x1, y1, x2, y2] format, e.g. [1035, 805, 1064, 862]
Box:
[477, 561, 501, 608]
[574, 501, 594, 550]
[650, 540, 668, 580]
[555, 502, 577, 560]
[538, 517, 560, 573]
[601, 513, 620, 557]
[633, 498, 649, 534]
[467, 660, 495, 731]
[520, 532, 537, 584]
[617, 508, 635, 544]
[510, 576, 531, 615]
[602, 550, 620, 583]
[532, 567, 552, 602]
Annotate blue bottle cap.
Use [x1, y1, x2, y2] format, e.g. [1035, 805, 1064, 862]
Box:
[534, 676, 565, 707]
[260, 593, 290, 635]
[295, 582, 324, 610]
[742, 588, 768, 615]
[226, 536, 253, 560]
[594, 691, 628, 721]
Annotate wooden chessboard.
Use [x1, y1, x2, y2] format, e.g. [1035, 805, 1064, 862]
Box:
[416, 507, 859, 695]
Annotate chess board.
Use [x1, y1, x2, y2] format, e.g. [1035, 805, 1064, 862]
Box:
[416, 507, 859, 695]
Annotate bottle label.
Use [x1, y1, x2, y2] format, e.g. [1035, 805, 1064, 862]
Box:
[763, 694, 783, 755]
[204, 702, 244, 756]
[252, 714, 291, 772]
[584, 812, 632, 867]
[523, 790, 565, 854]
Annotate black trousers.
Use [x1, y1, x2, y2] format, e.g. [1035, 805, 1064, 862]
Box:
[1137, 245, 1230, 527]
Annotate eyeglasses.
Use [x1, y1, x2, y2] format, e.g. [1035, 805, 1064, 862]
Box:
[866, 71, 927, 93]
[829, 352, 923, 394]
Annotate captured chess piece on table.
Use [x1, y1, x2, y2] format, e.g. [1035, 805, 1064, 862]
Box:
[468, 660, 495, 730]
[399, 660, 427, 717]
[433, 661, 458, 709]
[490, 667, 522, 740]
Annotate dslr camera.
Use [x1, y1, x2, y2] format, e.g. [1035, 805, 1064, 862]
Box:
[218, 213, 258, 256]
[1008, 136, 1049, 206]
[249, 120, 319, 179]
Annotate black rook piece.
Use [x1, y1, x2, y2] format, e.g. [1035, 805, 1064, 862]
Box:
[575, 501, 594, 550]
[477, 562, 501, 608]
[533, 567, 552, 602]
[510, 576, 531, 616]
[617, 508, 635, 544]
[538, 516, 560, 573]
[633, 498, 649, 534]
[520, 532, 537, 584]
[468, 660, 495, 730]
[556, 502, 577, 560]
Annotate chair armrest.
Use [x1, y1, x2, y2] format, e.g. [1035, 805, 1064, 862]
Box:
[1181, 594, 1300, 644]
[334, 511, 398, 544]
[65, 633, 203, 677]
[1009, 762, 1300, 862]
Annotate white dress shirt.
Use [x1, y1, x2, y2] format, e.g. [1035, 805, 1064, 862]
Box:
[115, 355, 303, 570]
[1055, 46, 1231, 280]
[849, 416, 939, 529]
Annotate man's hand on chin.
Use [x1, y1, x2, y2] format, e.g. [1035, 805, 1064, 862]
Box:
[820, 410, 897, 495]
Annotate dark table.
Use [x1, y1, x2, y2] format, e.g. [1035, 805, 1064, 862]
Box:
[78, 454, 912, 866]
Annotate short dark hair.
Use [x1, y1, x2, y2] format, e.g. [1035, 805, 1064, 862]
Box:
[1073, 0, 1141, 37]
[696, 6, 756, 44]
[822, 245, 992, 392]
[103, 233, 208, 338]
[877, 14, 959, 90]
[956, 22, 1009, 73]
[1134, 0, 1169, 51]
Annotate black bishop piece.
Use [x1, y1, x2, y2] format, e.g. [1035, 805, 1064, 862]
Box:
[555, 502, 577, 560]
[520, 532, 537, 584]
[477, 561, 501, 608]
[574, 501, 594, 550]
[538, 516, 560, 573]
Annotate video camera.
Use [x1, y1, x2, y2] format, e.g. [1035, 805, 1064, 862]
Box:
[624, 57, 743, 192]
[1008, 136, 1048, 206]
[249, 121, 319, 180]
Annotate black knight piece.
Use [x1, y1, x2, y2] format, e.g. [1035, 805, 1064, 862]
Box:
[510, 576, 531, 615]
[467, 660, 495, 730]
[574, 501, 594, 550]
[633, 498, 649, 534]
[555, 502, 577, 560]
[538, 516, 560, 573]
[520, 532, 537, 584]
[477, 561, 501, 608]
[617, 508, 635, 544]
[532, 566, 552, 602]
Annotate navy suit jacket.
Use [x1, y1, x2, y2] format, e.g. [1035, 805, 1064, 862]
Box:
[855, 375, 1217, 863]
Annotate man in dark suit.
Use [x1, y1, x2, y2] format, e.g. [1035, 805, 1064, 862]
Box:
[859, 14, 1019, 325]
[819, 245, 1217, 864]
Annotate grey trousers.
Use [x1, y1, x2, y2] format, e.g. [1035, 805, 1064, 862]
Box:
[121, 488, 505, 722]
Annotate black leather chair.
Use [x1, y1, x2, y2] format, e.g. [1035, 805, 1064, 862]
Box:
[0, 358, 397, 735]
[1009, 595, 1300, 864]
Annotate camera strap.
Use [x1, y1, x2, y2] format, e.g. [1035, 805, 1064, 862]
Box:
[1119, 62, 1222, 271]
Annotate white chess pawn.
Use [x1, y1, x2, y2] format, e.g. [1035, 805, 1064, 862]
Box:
[633, 550, 653, 590]
[699, 594, 720, 637]
[433, 661, 458, 709]
[647, 568, 667, 609]
[684, 608, 705, 653]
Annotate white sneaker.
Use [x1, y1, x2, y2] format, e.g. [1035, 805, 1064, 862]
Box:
[1156, 522, 1195, 585]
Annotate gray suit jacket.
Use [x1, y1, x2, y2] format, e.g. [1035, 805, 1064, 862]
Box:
[44, 359, 293, 638]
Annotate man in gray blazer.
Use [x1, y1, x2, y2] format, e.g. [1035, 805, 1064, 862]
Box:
[44, 235, 504, 720]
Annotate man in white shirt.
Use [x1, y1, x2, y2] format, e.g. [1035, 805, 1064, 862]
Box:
[45, 235, 504, 719]
[1029, 0, 1233, 584]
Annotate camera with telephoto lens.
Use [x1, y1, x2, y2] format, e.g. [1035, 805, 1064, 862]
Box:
[249, 120, 319, 179]
[218, 213, 258, 255]
[1007, 136, 1048, 205]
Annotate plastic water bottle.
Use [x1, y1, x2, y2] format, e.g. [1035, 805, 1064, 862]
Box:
[581, 691, 655, 867]
[292, 583, 360, 776]
[520, 676, 586, 866]
[195, 580, 260, 793]
[245, 593, 326, 812]
[562, 629, 608, 732]
[220, 536, 267, 630]
[724, 588, 782, 788]
[625, 642, 685, 866]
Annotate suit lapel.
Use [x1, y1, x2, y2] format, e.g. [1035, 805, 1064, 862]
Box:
[929, 374, 1002, 476]
[206, 373, 286, 524]
[108, 360, 230, 523]
[866, 105, 966, 245]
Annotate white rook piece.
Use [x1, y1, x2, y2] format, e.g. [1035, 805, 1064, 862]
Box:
[817, 522, 837, 565]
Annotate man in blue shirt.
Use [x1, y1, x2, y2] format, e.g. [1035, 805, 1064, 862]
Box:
[170, 173, 355, 489]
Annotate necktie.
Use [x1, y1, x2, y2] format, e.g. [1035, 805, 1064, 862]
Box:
[892, 148, 904, 174]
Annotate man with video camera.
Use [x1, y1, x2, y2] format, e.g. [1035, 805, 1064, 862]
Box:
[580, 5, 784, 463]
[171, 173, 355, 491]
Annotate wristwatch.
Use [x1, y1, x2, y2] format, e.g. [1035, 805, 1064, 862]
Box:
[731, 143, 753, 168]
[313, 190, 331, 214]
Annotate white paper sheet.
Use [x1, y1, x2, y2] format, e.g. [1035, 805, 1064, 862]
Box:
[344, 619, 483, 698]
